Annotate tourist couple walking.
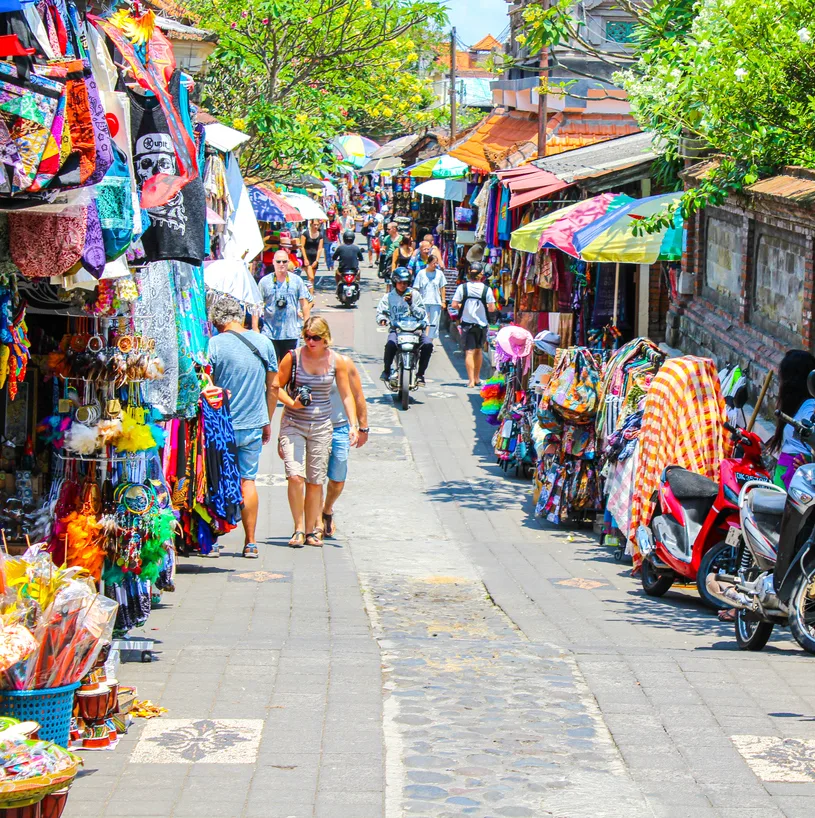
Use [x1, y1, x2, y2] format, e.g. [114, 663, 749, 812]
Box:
[205, 288, 368, 556]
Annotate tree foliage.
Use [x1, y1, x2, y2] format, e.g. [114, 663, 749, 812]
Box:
[190, 0, 448, 180]
[616, 0, 815, 228]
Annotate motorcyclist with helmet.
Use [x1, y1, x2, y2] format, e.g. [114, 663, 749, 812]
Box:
[332, 230, 365, 285]
[376, 267, 433, 386]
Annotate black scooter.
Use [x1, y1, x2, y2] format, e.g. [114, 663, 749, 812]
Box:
[336, 268, 360, 307]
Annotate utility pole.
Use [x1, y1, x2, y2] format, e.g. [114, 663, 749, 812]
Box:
[537, 1, 549, 157]
[449, 26, 457, 144]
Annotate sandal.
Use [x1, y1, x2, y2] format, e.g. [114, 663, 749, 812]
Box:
[305, 529, 324, 547]
[717, 608, 736, 622]
[322, 512, 336, 539]
[288, 531, 306, 548]
[243, 543, 259, 559]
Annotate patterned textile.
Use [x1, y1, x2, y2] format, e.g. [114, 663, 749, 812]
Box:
[628, 356, 726, 565]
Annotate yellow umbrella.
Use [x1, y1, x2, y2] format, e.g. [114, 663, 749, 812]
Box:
[509, 201, 584, 253]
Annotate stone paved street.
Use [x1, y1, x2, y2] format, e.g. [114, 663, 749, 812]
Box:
[66, 266, 815, 818]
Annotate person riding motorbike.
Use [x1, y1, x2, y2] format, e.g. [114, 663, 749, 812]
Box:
[376, 267, 433, 386]
[332, 230, 364, 285]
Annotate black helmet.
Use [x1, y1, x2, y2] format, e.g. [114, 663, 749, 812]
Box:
[342, 230, 356, 244]
[392, 267, 411, 285]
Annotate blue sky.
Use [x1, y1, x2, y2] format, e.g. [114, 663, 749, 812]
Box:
[443, 0, 509, 47]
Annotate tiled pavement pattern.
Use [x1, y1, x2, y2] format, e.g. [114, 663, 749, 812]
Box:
[66, 266, 815, 818]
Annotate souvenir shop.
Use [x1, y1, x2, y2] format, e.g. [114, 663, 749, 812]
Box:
[0, 0, 256, 803]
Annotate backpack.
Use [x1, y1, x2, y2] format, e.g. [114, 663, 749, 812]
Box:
[545, 347, 601, 423]
[462, 282, 489, 315]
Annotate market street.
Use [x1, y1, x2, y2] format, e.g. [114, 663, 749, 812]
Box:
[67, 266, 815, 818]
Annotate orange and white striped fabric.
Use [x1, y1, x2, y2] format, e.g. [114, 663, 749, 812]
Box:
[628, 356, 727, 566]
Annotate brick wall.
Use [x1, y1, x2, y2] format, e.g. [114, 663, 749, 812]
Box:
[668, 185, 815, 415]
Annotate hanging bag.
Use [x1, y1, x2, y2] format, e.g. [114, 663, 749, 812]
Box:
[547, 347, 601, 423]
[8, 206, 87, 277]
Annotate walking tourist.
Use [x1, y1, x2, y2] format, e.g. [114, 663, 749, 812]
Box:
[377, 268, 433, 386]
[207, 296, 279, 559]
[325, 210, 342, 272]
[413, 254, 447, 341]
[421, 233, 443, 263]
[322, 354, 369, 538]
[259, 249, 313, 363]
[341, 206, 356, 232]
[408, 241, 433, 276]
[379, 221, 401, 278]
[274, 317, 358, 547]
[451, 262, 497, 388]
[392, 235, 414, 273]
[300, 219, 324, 290]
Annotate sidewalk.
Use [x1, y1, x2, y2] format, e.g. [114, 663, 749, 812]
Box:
[66, 436, 384, 818]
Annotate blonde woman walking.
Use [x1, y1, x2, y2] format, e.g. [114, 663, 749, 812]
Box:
[273, 317, 358, 546]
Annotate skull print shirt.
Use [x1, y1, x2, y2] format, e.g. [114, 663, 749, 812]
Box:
[127, 70, 206, 266]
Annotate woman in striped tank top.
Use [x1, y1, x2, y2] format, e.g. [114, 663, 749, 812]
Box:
[274, 317, 358, 547]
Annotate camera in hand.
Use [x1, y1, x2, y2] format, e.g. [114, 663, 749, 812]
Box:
[276, 297, 287, 309]
[296, 385, 312, 407]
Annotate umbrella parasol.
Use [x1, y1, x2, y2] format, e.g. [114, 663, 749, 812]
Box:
[360, 156, 403, 173]
[414, 178, 468, 201]
[280, 192, 327, 221]
[332, 134, 380, 168]
[572, 191, 684, 263]
[510, 202, 584, 253]
[537, 193, 634, 257]
[405, 154, 469, 178]
[204, 259, 263, 307]
[248, 185, 302, 222]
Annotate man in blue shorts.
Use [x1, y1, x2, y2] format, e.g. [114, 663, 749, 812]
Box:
[207, 296, 279, 558]
[321, 353, 369, 538]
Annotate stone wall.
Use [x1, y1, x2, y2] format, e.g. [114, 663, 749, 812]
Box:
[667, 177, 815, 415]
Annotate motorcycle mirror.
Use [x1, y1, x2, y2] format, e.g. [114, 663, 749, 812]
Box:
[732, 384, 748, 410]
[808, 370, 815, 399]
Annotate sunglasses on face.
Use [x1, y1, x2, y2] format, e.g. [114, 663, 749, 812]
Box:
[304, 334, 323, 342]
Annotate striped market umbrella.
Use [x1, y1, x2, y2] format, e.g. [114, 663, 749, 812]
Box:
[537, 193, 635, 257]
[332, 134, 380, 168]
[573, 192, 684, 263]
[405, 154, 469, 178]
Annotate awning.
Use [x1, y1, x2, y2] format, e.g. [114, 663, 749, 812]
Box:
[248, 185, 302, 222]
[414, 178, 468, 201]
[496, 167, 570, 209]
[204, 122, 250, 153]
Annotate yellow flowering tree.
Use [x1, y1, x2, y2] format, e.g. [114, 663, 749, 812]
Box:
[190, 0, 448, 181]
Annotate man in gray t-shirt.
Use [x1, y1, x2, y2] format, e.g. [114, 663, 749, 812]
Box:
[207, 296, 279, 559]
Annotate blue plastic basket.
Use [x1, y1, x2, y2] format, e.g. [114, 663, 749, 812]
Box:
[0, 683, 80, 746]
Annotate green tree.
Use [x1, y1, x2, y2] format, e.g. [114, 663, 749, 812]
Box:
[190, 0, 448, 181]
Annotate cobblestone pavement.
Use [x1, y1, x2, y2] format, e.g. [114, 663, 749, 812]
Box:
[65, 265, 815, 818]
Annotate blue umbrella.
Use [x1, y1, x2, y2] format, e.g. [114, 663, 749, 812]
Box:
[248, 186, 286, 222]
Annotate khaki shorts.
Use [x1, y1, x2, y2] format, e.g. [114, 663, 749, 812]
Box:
[279, 415, 333, 484]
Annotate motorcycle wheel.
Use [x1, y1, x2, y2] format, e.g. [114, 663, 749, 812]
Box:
[697, 540, 740, 611]
[788, 572, 815, 654]
[641, 556, 674, 597]
[399, 367, 410, 411]
[735, 609, 774, 651]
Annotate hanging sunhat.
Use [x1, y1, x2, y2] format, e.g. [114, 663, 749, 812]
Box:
[495, 325, 534, 371]
[534, 330, 561, 357]
[466, 242, 486, 263]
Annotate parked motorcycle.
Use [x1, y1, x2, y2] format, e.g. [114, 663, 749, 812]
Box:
[336, 270, 360, 307]
[636, 421, 769, 609]
[384, 315, 426, 411]
[704, 395, 815, 653]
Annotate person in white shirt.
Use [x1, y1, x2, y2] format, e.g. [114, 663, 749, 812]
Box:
[451, 262, 497, 388]
[412, 254, 447, 341]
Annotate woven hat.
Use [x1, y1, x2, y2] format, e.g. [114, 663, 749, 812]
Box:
[495, 325, 534, 371]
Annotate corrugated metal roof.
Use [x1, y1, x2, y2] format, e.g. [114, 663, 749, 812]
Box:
[532, 131, 656, 182]
[684, 159, 815, 207]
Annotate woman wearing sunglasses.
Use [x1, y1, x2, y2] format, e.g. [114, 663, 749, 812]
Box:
[273, 317, 358, 546]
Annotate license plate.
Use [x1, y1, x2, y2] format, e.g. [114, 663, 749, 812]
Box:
[344, 287, 355, 296]
[725, 527, 741, 546]
[397, 334, 415, 344]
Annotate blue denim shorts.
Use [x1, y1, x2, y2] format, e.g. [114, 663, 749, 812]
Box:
[234, 427, 263, 480]
[327, 423, 351, 483]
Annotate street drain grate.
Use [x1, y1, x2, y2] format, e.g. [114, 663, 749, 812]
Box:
[731, 735, 815, 782]
[228, 571, 291, 584]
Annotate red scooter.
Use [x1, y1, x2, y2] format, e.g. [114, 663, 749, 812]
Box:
[635, 422, 770, 609]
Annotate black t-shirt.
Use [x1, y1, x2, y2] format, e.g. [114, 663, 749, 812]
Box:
[128, 70, 206, 265]
[333, 244, 364, 271]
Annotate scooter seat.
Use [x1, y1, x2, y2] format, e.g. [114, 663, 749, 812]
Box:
[664, 467, 718, 500]
[750, 489, 786, 517]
